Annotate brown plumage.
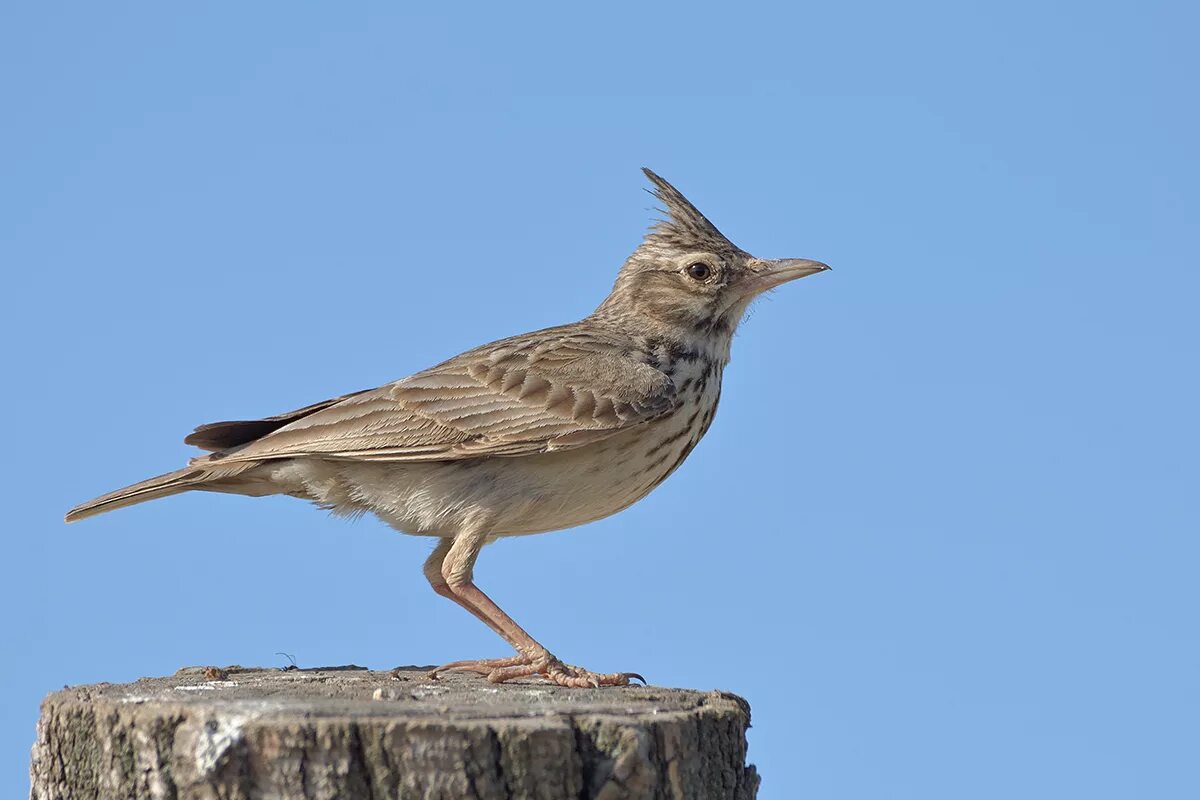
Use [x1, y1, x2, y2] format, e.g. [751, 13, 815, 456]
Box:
[66, 168, 829, 687]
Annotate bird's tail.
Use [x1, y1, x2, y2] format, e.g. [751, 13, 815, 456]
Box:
[66, 465, 214, 523]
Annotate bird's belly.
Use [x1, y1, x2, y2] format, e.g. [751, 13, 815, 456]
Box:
[277, 391, 717, 537]
[487, 424, 697, 535]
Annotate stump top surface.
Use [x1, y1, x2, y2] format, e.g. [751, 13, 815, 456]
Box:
[48, 665, 749, 724]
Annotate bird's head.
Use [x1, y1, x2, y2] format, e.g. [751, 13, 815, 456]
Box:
[594, 168, 829, 348]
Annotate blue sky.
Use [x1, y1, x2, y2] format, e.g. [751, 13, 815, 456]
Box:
[3, 3, 1197, 798]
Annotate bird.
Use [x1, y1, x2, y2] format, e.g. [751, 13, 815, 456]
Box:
[66, 168, 830, 688]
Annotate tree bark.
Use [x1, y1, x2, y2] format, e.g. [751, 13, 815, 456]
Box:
[29, 665, 758, 800]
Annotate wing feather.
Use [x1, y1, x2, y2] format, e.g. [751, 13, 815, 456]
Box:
[208, 326, 676, 464]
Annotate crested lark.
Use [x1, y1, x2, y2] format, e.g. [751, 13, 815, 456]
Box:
[67, 169, 829, 687]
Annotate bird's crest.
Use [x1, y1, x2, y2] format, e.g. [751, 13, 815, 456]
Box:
[641, 167, 738, 253]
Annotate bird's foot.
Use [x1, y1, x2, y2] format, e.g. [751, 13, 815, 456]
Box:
[427, 655, 528, 678]
[430, 653, 644, 688]
[493, 656, 645, 688]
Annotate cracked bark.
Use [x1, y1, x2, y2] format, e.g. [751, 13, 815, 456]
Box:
[29, 666, 758, 800]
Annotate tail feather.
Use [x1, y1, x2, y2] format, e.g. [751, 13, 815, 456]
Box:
[65, 467, 209, 523]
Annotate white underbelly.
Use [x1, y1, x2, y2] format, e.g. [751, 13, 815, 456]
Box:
[268, 388, 717, 537]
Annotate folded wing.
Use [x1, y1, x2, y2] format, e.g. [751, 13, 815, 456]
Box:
[202, 327, 677, 464]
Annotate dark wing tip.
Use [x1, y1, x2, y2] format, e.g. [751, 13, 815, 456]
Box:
[185, 420, 282, 451]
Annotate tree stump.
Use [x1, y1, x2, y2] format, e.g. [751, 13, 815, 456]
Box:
[29, 665, 759, 800]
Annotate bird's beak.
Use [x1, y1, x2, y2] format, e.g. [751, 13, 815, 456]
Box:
[739, 258, 831, 296]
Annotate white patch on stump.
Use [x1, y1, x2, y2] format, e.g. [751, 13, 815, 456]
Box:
[194, 713, 252, 777]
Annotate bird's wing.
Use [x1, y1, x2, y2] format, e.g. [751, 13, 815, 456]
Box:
[184, 390, 373, 451]
[205, 328, 677, 464]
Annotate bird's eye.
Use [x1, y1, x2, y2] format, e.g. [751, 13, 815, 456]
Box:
[686, 262, 712, 281]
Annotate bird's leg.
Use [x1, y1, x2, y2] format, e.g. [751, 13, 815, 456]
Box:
[422, 538, 510, 639]
[421, 538, 529, 675]
[425, 528, 642, 688]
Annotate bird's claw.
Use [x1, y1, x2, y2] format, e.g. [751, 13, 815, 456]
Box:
[430, 654, 644, 688]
